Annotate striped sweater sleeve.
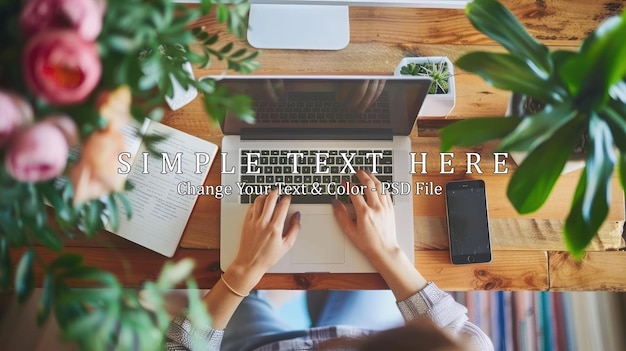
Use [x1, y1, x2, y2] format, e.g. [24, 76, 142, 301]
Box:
[396, 282, 495, 351]
[165, 311, 224, 351]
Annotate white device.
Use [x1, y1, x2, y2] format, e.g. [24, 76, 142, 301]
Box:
[178, 0, 469, 50]
[217, 75, 431, 273]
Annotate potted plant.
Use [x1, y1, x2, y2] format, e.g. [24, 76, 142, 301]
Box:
[440, 0, 626, 258]
[394, 56, 456, 117]
[0, 0, 257, 349]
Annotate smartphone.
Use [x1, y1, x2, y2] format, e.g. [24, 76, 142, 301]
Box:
[445, 180, 492, 264]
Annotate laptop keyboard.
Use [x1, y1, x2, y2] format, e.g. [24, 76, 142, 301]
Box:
[252, 92, 390, 125]
[239, 149, 393, 204]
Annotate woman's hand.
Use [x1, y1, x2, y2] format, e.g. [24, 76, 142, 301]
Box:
[332, 170, 399, 262]
[205, 190, 300, 330]
[332, 170, 428, 300]
[231, 189, 301, 276]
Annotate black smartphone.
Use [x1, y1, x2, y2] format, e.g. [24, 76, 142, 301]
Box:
[445, 180, 492, 264]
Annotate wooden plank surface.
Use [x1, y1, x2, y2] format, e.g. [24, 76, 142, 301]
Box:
[47, 0, 626, 291]
[549, 251, 626, 291]
[171, 125, 624, 251]
[11, 248, 547, 291]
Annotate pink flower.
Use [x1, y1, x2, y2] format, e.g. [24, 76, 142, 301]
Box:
[23, 30, 102, 105]
[20, 0, 106, 41]
[70, 129, 127, 204]
[4, 117, 76, 183]
[0, 91, 33, 147]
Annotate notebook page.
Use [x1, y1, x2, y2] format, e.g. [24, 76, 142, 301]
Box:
[113, 121, 218, 257]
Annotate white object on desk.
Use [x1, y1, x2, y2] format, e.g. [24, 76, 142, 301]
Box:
[165, 61, 198, 111]
[394, 56, 456, 118]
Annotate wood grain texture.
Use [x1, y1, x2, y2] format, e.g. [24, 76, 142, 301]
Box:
[174, 132, 625, 251]
[47, 0, 626, 290]
[415, 250, 548, 291]
[549, 251, 626, 291]
[193, 1, 624, 47]
[415, 217, 625, 251]
[11, 248, 546, 290]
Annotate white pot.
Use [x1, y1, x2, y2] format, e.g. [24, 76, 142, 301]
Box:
[394, 56, 456, 118]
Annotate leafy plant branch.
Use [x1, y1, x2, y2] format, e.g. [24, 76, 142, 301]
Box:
[439, 0, 626, 258]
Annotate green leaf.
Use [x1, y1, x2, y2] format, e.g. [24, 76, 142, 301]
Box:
[104, 195, 120, 232]
[39, 183, 73, 223]
[106, 35, 138, 53]
[602, 105, 626, 151]
[559, 14, 626, 100]
[465, 0, 551, 73]
[220, 42, 234, 54]
[37, 273, 53, 325]
[149, 107, 165, 122]
[115, 192, 133, 219]
[230, 48, 247, 58]
[564, 115, 616, 259]
[581, 116, 615, 221]
[156, 259, 195, 289]
[30, 226, 63, 251]
[82, 200, 103, 236]
[203, 33, 219, 46]
[498, 102, 578, 152]
[187, 279, 212, 349]
[49, 253, 83, 271]
[507, 117, 585, 213]
[620, 152, 626, 193]
[194, 78, 216, 94]
[200, 0, 214, 15]
[228, 94, 254, 121]
[610, 80, 626, 103]
[456, 52, 559, 104]
[64, 308, 105, 341]
[216, 5, 229, 23]
[0, 236, 10, 290]
[15, 250, 34, 303]
[439, 117, 520, 152]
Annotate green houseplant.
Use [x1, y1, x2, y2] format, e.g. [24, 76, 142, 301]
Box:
[0, 0, 257, 349]
[394, 56, 456, 117]
[399, 60, 451, 94]
[440, 0, 626, 258]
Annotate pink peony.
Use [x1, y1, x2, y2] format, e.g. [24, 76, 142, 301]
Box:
[20, 0, 106, 41]
[23, 30, 102, 105]
[5, 117, 76, 182]
[0, 91, 34, 147]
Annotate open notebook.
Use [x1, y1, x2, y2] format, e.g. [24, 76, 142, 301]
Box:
[112, 120, 218, 257]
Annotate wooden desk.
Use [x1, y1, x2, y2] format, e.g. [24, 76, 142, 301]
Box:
[26, 0, 626, 291]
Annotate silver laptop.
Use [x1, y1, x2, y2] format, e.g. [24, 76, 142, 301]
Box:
[219, 75, 430, 273]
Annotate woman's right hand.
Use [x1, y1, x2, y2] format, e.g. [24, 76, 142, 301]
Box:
[332, 170, 400, 262]
[333, 170, 428, 300]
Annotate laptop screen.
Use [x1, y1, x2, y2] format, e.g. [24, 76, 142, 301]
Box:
[217, 76, 431, 138]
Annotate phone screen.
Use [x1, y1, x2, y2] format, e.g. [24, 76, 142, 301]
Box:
[445, 180, 492, 264]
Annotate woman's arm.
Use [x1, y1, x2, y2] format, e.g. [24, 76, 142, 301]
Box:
[332, 170, 427, 301]
[206, 189, 300, 329]
[332, 170, 493, 350]
[167, 189, 300, 350]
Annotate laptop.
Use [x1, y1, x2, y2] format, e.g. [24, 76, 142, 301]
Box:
[219, 75, 431, 273]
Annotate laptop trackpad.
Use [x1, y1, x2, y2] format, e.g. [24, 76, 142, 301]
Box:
[290, 214, 345, 264]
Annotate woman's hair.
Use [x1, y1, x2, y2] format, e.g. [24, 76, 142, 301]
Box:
[317, 319, 466, 351]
